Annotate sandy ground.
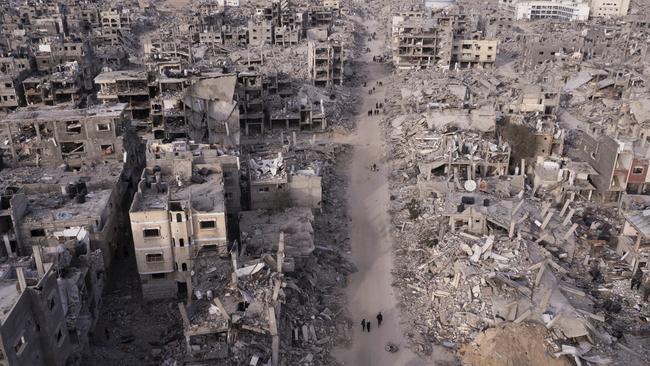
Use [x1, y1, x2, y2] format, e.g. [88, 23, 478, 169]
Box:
[332, 15, 437, 366]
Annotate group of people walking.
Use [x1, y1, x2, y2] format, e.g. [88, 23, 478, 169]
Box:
[360, 312, 383, 332]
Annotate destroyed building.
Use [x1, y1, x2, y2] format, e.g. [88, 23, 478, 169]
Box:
[95, 70, 152, 121]
[0, 54, 31, 116]
[307, 40, 344, 87]
[0, 246, 104, 366]
[411, 129, 511, 196]
[0, 161, 134, 269]
[0, 103, 128, 166]
[130, 140, 237, 299]
[182, 73, 241, 146]
[239, 207, 315, 268]
[4, 0, 650, 365]
[391, 6, 499, 70]
[22, 62, 86, 107]
[391, 10, 454, 69]
[244, 148, 322, 211]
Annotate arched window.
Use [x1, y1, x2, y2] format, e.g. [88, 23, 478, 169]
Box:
[182, 263, 187, 271]
[176, 213, 182, 222]
[179, 238, 185, 247]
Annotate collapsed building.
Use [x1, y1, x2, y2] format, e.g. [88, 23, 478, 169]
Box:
[244, 148, 322, 211]
[7, 0, 650, 365]
[0, 246, 104, 366]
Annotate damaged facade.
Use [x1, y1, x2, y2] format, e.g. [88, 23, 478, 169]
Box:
[3, 0, 650, 365]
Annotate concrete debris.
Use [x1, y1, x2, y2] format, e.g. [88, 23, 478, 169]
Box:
[2, 0, 650, 365]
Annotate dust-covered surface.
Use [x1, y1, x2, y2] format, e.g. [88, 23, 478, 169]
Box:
[459, 323, 571, 366]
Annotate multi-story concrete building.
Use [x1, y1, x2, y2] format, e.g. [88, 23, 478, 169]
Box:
[0, 103, 128, 167]
[578, 132, 634, 201]
[391, 13, 454, 69]
[100, 7, 132, 32]
[0, 54, 31, 115]
[95, 70, 152, 120]
[65, 2, 101, 33]
[0, 161, 130, 267]
[307, 40, 343, 87]
[0, 258, 72, 366]
[451, 39, 498, 68]
[0, 246, 105, 366]
[588, 0, 629, 17]
[129, 148, 230, 299]
[323, 0, 341, 12]
[499, 0, 590, 21]
[308, 6, 334, 27]
[237, 70, 265, 135]
[22, 62, 85, 106]
[248, 19, 274, 46]
[33, 39, 90, 73]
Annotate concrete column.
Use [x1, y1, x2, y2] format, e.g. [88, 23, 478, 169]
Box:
[562, 208, 575, 226]
[562, 223, 578, 240]
[16, 267, 27, 293]
[559, 199, 572, 217]
[3, 234, 14, 258]
[540, 209, 555, 230]
[540, 202, 551, 218]
[512, 200, 525, 216]
[32, 245, 45, 278]
[531, 185, 539, 197]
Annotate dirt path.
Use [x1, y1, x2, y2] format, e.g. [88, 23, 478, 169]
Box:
[332, 16, 433, 366]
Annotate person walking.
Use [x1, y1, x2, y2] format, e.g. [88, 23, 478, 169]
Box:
[366, 321, 371, 332]
[361, 319, 366, 331]
[376, 312, 383, 326]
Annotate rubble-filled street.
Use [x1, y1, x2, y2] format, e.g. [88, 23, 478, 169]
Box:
[1, 0, 650, 365]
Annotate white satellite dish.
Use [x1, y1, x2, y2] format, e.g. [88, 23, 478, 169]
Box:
[464, 180, 477, 192]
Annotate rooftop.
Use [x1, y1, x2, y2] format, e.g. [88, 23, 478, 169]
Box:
[248, 151, 322, 183]
[94, 70, 148, 83]
[22, 189, 112, 224]
[1, 103, 127, 123]
[135, 168, 225, 212]
[0, 162, 124, 192]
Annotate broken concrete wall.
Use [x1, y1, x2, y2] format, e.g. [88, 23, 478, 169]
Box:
[288, 175, 322, 210]
[577, 133, 625, 194]
[0, 267, 72, 366]
[184, 75, 240, 148]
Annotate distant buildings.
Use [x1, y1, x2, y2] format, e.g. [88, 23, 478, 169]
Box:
[499, 0, 590, 21]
